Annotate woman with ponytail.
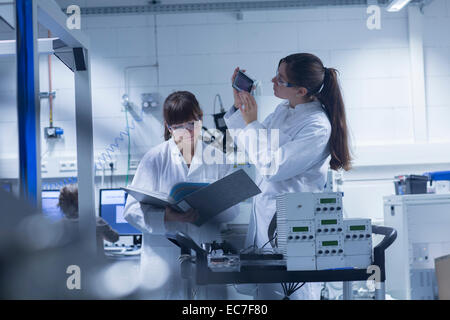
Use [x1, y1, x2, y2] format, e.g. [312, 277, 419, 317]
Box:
[225, 53, 352, 300]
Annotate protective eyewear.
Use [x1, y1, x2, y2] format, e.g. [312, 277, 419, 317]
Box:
[275, 70, 296, 88]
[168, 120, 198, 131]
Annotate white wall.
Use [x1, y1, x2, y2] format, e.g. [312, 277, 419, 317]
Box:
[423, 0, 450, 142]
[1, 1, 450, 221]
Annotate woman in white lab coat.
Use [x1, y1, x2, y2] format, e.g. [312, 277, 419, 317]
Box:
[224, 53, 352, 299]
[124, 91, 239, 299]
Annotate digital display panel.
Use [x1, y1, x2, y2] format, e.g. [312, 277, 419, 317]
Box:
[292, 226, 309, 232]
[320, 198, 336, 204]
[321, 219, 338, 225]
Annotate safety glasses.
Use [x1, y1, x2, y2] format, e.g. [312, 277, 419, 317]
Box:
[167, 120, 198, 131]
[275, 70, 296, 88]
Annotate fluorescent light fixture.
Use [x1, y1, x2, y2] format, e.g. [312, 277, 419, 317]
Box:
[387, 0, 413, 12]
[0, 38, 58, 56]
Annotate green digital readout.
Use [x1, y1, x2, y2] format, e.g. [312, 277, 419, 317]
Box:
[350, 225, 366, 231]
[322, 241, 339, 247]
[292, 227, 309, 232]
[320, 198, 336, 204]
[321, 219, 338, 225]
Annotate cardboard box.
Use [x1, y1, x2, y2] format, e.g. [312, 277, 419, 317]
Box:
[435, 254, 450, 300]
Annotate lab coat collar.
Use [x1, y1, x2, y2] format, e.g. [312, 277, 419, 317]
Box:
[283, 99, 323, 113]
[168, 137, 204, 176]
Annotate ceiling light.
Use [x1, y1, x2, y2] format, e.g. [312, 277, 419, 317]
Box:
[387, 0, 413, 12]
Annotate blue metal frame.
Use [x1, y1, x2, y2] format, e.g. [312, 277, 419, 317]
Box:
[16, 0, 39, 207]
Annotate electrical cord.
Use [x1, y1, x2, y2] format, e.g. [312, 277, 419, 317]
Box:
[281, 282, 306, 300]
[125, 106, 131, 186]
[109, 162, 114, 188]
[261, 232, 277, 248]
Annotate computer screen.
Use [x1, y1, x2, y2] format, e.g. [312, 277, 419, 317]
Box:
[1, 182, 12, 193]
[99, 189, 141, 235]
[42, 190, 64, 221]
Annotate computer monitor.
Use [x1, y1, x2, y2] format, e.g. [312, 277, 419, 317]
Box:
[99, 189, 141, 236]
[1, 182, 12, 193]
[42, 190, 64, 221]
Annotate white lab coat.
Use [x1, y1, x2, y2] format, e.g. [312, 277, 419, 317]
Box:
[224, 99, 332, 300]
[124, 138, 239, 299]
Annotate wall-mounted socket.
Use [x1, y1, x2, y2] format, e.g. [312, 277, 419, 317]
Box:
[59, 160, 77, 172]
[129, 160, 140, 170]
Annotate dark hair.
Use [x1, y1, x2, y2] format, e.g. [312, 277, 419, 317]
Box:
[58, 185, 79, 219]
[279, 53, 352, 171]
[163, 91, 203, 141]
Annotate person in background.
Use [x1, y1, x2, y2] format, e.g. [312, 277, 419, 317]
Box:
[58, 185, 120, 248]
[225, 53, 352, 299]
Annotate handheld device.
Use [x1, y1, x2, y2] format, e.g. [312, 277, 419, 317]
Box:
[232, 70, 254, 93]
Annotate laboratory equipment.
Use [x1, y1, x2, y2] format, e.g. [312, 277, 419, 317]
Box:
[42, 190, 64, 221]
[394, 175, 428, 195]
[167, 225, 397, 300]
[423, 170, 450, 182]
[277, 192, 343, 221]
[384, 193, 450, 299]
[316, 234, 345, 270]
[44, 126, 64, 139]
[344, 219, 372, 268]
[424, 170, 450, 194]
[99, 189, 141, 236]
[141, 93, 159, 110]
[277, 190, 373, 271]
[232, 70, 254, 93]
[277, 191, 344, 271]
[277, 219, 316, 271]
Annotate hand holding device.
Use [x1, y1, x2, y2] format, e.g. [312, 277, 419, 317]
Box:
[231, 67, 254, 108]
[238, 91, 258, 125]
[233, 70, 255, 93]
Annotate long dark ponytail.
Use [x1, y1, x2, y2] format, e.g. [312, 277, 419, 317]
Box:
[280, 53, 352, 171]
